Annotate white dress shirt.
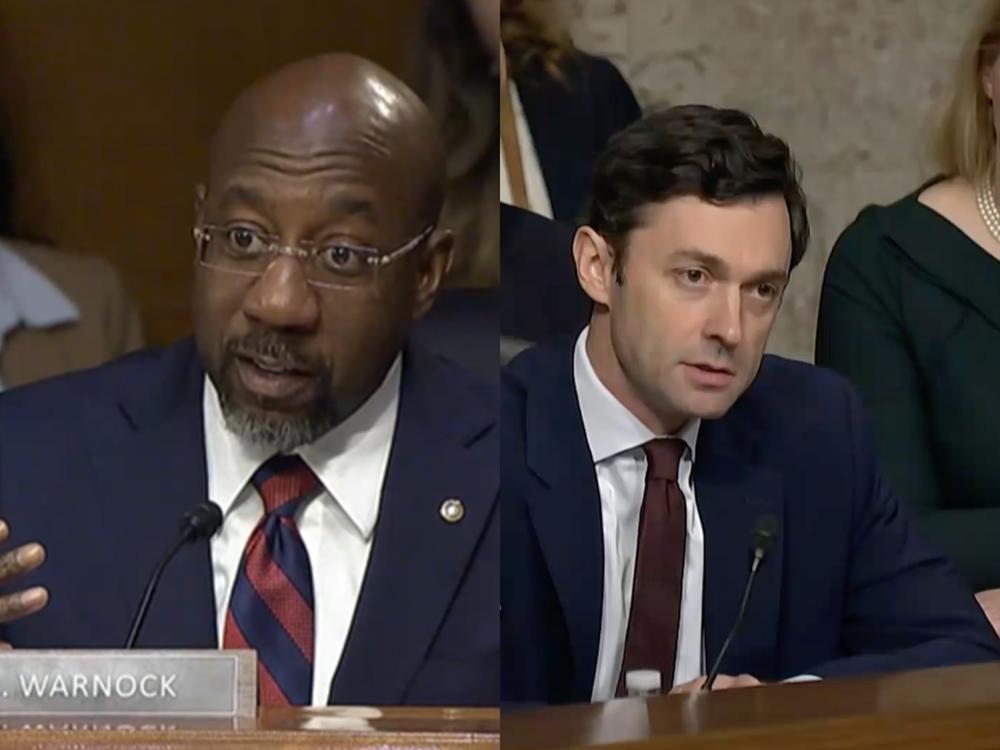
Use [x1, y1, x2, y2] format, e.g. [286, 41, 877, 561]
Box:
[500, 80, 555, 219]
[572, 328, 705, 701]
[203, 355, 401, 706]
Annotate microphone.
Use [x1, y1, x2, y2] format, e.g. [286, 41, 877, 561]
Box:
[123, 502, 223, 649]
[703, 514, 781, 691]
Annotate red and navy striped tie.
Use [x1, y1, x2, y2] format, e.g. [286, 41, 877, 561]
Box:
[223, 454, 318, 706]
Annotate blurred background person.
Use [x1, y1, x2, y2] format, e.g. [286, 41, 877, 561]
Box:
[0, 125, 142, 389]
[416, 0, 499, 287]
[408, 0, 500, 376]
[500, 202, 588, 358]
[816, 1, 1000, 633]
[501, 0, 640, 222]
[497, 0, 637, 354]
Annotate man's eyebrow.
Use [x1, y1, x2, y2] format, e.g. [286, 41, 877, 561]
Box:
[326, 194, 377, 222]
[217, 183, 273, 213]
[670, 247, 730, 274]
[745, 268, 790, 286]
[670, 247, 788, 285]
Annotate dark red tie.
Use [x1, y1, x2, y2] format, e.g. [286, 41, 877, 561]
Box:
[223, 455, 318, 706]
[618, 438, 687, 694]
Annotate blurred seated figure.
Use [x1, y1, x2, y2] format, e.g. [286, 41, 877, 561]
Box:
[501, 0, 641, 221]
[413, 206, 588, 372]
[501, 204, 588, 352]
[0, 134, 142, 387]
[415, 0, 499, 287]
[0, 239, 142, 388]
[411, 286, 499, 378]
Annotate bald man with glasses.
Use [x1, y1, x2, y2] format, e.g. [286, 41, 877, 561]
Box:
[0, 53, 498, 708]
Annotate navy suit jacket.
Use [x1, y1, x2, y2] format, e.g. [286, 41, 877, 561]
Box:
[500, 205, 590, 344]
[0, 338, 498, 706]
[501, 338, 1000, 705]
[514, 53, 641, 222]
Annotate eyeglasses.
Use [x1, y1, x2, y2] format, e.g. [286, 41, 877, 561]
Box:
[192, 223, 434, 290]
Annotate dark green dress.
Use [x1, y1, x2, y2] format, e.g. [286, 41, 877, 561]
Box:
[817, 187, 1000, 591]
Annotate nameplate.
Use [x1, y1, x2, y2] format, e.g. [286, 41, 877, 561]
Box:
[0, 650, 256, 717]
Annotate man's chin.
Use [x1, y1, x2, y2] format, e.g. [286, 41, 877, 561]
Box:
[228, 395, 315, 421]
[217, 387, 336, 452]
[679, 390, 742, 421]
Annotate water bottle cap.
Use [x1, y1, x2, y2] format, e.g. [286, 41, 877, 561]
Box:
[625, 669, 662, 694]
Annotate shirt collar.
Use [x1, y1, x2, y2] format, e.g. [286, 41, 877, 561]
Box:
[0, 241, 80, 334]
[203, 354, 402, 539]
[573, 326, 700, 465]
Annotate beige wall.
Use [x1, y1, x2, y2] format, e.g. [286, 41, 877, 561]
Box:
[559, 0, 984, 361]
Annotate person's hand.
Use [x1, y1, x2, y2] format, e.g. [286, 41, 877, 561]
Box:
[975, 588, 1000, 636]
[0, 520, 48, 647]
[669, 674, 762, 694]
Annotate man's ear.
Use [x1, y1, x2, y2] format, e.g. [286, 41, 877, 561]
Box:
[573, 226, 618, 308]
[412, 228, 454, 320]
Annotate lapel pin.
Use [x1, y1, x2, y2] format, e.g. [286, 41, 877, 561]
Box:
[439, 498, 465, 524]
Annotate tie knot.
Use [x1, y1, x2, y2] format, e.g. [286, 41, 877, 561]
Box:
[643, 438, 685, 481]
[251, 455, 320, 516]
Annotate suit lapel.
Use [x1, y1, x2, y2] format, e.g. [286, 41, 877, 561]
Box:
[696, 407, 784, 681]
[522, 341, 604, 700]
[84, 340, 217, 649]
[330, 348, 497, 704]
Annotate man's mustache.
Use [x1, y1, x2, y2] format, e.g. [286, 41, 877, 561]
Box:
[224, 331, 320, 374]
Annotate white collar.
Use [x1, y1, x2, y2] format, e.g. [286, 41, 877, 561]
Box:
[203, 354, 402, 539]
[0, 241, 79, 333]
[572, 327, 700, 465]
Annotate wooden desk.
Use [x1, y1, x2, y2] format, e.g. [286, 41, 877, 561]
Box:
[0, 706, 498, 749]
[503, 662, 1000, 749]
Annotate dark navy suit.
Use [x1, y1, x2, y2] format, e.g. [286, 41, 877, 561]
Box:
[501, 338, 1000, 704]
[0, 338, 498, 706]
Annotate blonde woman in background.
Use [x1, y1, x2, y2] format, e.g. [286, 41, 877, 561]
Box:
[816, 1, 1000, 633]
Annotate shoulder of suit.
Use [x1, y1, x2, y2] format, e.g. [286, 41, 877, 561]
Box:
[719, 357, 861, 462]
[575, 52, 627, 85]
[515, 49, 626, 94]
[502, 337, 571, 386]
[5, 239, 126, 312]
[0, 340, 191, 426]
[823, 189, 933, 288]
[833, 186, 926, 251]
[747, 355, 851, 413]
[407, 344, 498, 414]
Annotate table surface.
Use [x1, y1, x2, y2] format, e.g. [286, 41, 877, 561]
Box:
[502, 661, 1000, 750]
[0, 705, 499, 749]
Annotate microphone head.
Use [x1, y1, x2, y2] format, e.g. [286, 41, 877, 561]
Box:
[751, 514, 781, 559]
[180, 502, 223, 541]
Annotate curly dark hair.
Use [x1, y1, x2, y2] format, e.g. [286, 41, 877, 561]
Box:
[584, 104, 809, 282]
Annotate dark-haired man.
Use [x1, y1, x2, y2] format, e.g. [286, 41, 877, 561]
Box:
[501, 105, 1000, 705]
